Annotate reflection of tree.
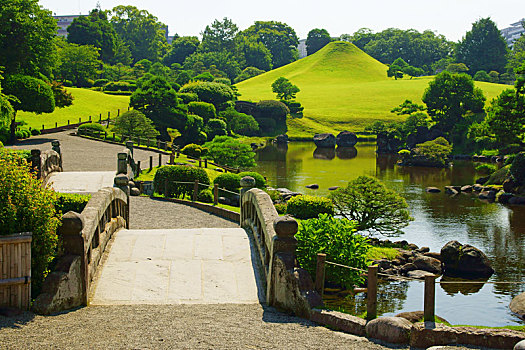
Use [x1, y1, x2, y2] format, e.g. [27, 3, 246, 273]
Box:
[439, 276, 487, 295]
[336, 147, 357, 159]
[254, 143, 302, 190]
[324, 281, 409, 317]
[313, 147, 335, 160]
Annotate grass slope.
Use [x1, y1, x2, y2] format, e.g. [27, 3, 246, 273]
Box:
[17, 88, 130, 130]
[236, 41, 508, 138]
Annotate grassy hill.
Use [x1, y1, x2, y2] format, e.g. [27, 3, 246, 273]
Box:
[236, 41, 508, 138]
[17, 88, 130, 130]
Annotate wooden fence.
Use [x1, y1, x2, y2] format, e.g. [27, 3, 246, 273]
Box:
[0, 233, 32, 310]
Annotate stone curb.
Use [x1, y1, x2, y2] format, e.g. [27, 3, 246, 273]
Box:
[77, 134, 171, 155]
[154, 196, 240, 223]
[310, 311, 525, 349]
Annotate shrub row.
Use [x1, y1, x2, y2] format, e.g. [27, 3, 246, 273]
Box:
[153, 165, 210, 198]
[286, 195, 334, 219]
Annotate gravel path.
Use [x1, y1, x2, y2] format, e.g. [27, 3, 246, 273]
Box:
[7, 130, 170, 172]
[130, 196, 239, 229]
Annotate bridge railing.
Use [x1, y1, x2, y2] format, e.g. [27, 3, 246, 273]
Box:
[240, 177, 322, 317]
[31, 140, 62, 182]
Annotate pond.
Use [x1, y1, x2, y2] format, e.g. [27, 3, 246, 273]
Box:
[254, 142, 525, 327]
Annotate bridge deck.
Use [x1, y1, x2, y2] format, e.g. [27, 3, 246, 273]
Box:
[47, 171, 115, 193]
[91, 228, 263, 305]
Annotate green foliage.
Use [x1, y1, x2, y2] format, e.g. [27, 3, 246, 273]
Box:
[474, 70, 491, 82]
[204, 136, 256, 168]
[113, 110, 159, 139]
[104, 81, 137, 92]
[475, 163, 497, 175]
[30, 128, 41, 136]
[200, 17, 238, 53]
[329, 176, 412, 236]
[78, 122, 105, 133]
[486, 88, 525, 146]
[179, 81, 235, 109]
[181, 143, 207, 158]
[229, 112, 259, 136]
[234, 67, 265, 83]
[153, 165, 210, 198]
[183, 51, 241, 81]
[54, 193, 91, 214]
[255, 100, 289, 120]
[4, 75, 55, 113]
[272, 77, 300, 101]
[486, 164, 510, 185]
[409, 137, 453, 167]
[55, 40, 101, 87]
[188, 102, 216, 123]
[295, 214, 370, 288]
[237, 171, 266, 188]
[178, 92, 199, 104]
[455, 18, 508, 74]
[50, 81, 74, 108]
[306, 28, 331, 55]
[197, 189, 213, 203]
[235, 37, 273, 71]
[205, 118, 228, 140]
[446, 63, 469, 74]
[274, 203, 287, 214]
[286, 195, 334, 219]
[0, 149, 60, 294]
[422, 71, 485, 133]
[15, 129, 30, 139]
[213, 173, 241, 192]
[94, 79, 109, 87]
[510, 152, 525, 185]
[194, 72, 215, 82]
[163, 36, 200, 66]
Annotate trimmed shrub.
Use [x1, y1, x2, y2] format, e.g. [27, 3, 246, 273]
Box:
[255, 100, 289, 120]
[256, 117, 276, 132]
[275, 203, 287, 214]
[214, 77, 231, 85]
[188, 101, 216, 122]
[205, 118, 227, 140]
[178, 92, 199, 104]
[197, 189, 213, 203]
[93, 79, 109, 87]
[179, 81, 235, 109]
[54, 193, 91, 214]
[194, 72, 214, 82]
[153, 165, 210, 198]
[15, 129, 30, 139]
[286, 195, 334, 219]
[213, 173, 241, 192]
[510, 152, 525, 185]
[103, 91, 132, 96]
[238, 171, 266, 188]
[0, 149, 60, 295]
[229, 112, 259, 136]
[103, 81, 137, 92]
[78, 123, 106, 133]
[31, 128, 41, 136]
[13, 149, 32, 162]
[181, 144, 207, 158]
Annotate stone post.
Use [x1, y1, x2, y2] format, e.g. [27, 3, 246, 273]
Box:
[114, 174, 130, 229]
[240, 176, 256, 225]
[59, 211, 88, 304]
[315, 253, 326, 296]
[117, 152, 128, 175]
[31, 149, 42, 179]
[367, 265, 378, 321]
[424, 275, 436, 322]
[125, 140, 134, 157]
[51, 140, 62, 170]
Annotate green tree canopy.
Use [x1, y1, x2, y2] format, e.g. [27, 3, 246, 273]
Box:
[112, 109, 159, 139]
[455, 17, 508, 74]
[306, 28, 331, 55]
[67, 9, 117, 63]
[328, 176, 413, 236]
[0, 0, 57, 76]
[235, 36, 273, 71]
[203, 136, 256, 168]
[55, 40, 101, 87]
[486, 88, 525, 146]
[163, 36, 200, 66]
[422, 71, 485, 133]
[183, 51, 241, 80]
[272, 77, 300, 101]
[200, 17, 238, 53]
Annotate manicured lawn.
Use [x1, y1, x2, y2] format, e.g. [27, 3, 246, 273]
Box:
[236, 41, 509, 138]
[17, 88, 130, 130]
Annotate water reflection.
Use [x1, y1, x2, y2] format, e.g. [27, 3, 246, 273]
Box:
[439, 276, 488, 295]
[254, 142, 525, 326]
[313, 147, 335, 160]
[336, 146, 358, 159]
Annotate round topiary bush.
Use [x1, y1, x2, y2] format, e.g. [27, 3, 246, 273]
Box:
[197, 189, 213, 203]
[179, 81, 235, 108]
[213, 173, 241, 192]
[188, 102, 217, 123]
[93, 79, 109, 87]
[286, 195, 334, 219]
[510, 152, 525, 185]
[181, 143, 207, 158]
[30, 128, 41, 136]
[178, 92, 199, 104]
[78, 123, 106, 133]
[153, 165, 210, 198]
[238, 171, 266, 189]
[255, 100, 289, 120]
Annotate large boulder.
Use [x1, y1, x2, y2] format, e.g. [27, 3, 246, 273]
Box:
[510, 292, 525, 320]
[336, 131, 358, 147]
[440, 241, 494, 278]
[376, 132, 402, 154]
[313, 133, 336, 148]
[365, 316, 412, 344]
[395, 311, 448, 324]
[275, 134, 288, 144]
[413, 256, 442, 274]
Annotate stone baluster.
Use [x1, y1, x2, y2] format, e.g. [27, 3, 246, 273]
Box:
[240, 176, 256, 225]
[51, 140, 62, 170]
[114, 174, 130, 229]
[117, 152, 128, 175]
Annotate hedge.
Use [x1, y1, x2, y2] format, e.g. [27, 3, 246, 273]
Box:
[213, 173, 241, 192]
[255, 100, 289, 120]
[54, 193, 91, 214]
[286, 195, 334, 219]
[238, 171, 266, 188]
[78, 123, 106, 133]
[153, 165, 210, 198]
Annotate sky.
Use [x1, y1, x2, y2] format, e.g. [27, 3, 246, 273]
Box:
[40, 0, 525, 42]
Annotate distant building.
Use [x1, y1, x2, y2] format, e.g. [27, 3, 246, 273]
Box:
[297, 39, 307, 59]
[501, 19, 525, 48]
[53, 15, 83, 37]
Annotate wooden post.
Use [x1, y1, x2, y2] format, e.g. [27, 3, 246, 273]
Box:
[55, 122, 57, 128]
[137, 136, 141, 146]
[99, 113, 102, 122]
[367, 265, 378, 321]
[213, 184, 219, 205]
[315, 253, 326, 296]
[79, 117, 81, 123]
[137, 161, 141, 175]
[193, 180, 199, 201]
[158, 153, 162, 167]
[67, 120, 70, 125]
[199, 159, 202, 167]
[118, 109, 120, 116]
[169, 152, 174, 165]
[112, 133, 115, 142]
[42, 124, 44, 131]
[205, 159, 208, 168]
[149, 156, 153, 170]
[424, 275, 436, 322]
[176, 150, 180, 158]
[89, 116, 91, 121]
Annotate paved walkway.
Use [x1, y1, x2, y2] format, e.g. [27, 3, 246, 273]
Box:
[91, 228, 262, 305]
[47, 171, 115, 193]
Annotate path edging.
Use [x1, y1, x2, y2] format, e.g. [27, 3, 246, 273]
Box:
[152, 196, 240, 223]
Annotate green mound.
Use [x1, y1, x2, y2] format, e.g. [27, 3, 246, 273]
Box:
[17, 88, 130, 130]
[236, 41, 508, 138]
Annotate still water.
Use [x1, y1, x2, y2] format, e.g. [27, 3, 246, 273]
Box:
[254, 142, 525, 326]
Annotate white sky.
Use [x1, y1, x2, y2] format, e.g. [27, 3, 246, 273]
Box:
[40, 0, 525, 42]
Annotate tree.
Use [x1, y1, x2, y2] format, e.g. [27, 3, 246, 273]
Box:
[203, 136, 256, 168]
[200, 18, 238, 53]
[455, 18, 508, 74]
[242, 21, 299, 68]
[422, 71, 485, 133]
[229, 112, 259, 135]
[3, 74, 55, 142]
[328, 176, 413, 236]
[55, 41, 101, 87]
[163, 36, 200, 66]
[67, 9, 117, 63]
[507, 34, 525, 75]
[111, 5, 168, 62]
[235, 36, 272, 71]
[183, 51, 241, 80]
[473, 70, 491, 82]
[272, 77, 300, 100]
[49, 81, 74, 108]
[179, 81, 235, 109]
[485, 88, 525, 145]
[234, 66, 265, 83]
[0, 0, 57, 76]
[446, 63, 469, 73]
[205, 118, 227, 140]
[306, 28, 331, 55]
[112, 110, 159, 139]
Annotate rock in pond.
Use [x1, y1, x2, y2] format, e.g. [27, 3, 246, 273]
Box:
[440, 240, 494, 278]
[407, 270, 436, 279]
[426, 187, 441, 193]
[274, 134, 288, 144]
[444, 186, 458, 195]
[365, 317, 412, 344]
[336, 131, 358, 147]
[305, 184, 319, 190]
[461, 185, 473, 193]
[510, 292, 525, 320]
[328, 186, 339, 191]
[413, 256, 442, 274]
[313, 133, 336, 148]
